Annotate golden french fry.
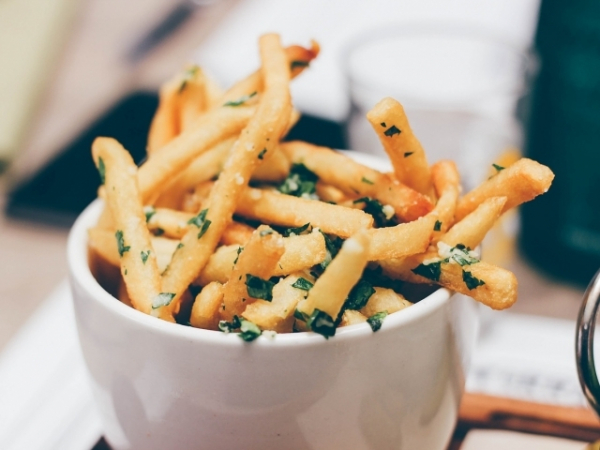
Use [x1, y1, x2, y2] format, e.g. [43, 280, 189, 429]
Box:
[366, 214, 435, 260]
[315, 182, 348, 204]
[456, 158, 554, 221]
[147, 74, 181, 154]
[242, 274, 308, 333]
[177, 65, 211, 132]
[339, 309, 367, 327]
[430, 160, 461, 237]
[221, 226, 285, 321]
[366, 97, 433, 197]
[442, 196, 507, 249]
[280, 141, 433, 222]
[296, 231, 370, 330]
[360, 287, 411, 318]
[117, 279, 133, 307]
[190, 281, 224, 330]
[91, 138, 168, 319]
[220, 221, 255, 245]
[381, 249, 518, 310]
[237, 187, 373, 237]
[252, 146, 291, 182]
[219, 42, 319, 105]
[196, 230, 327, 285]
[138, 105, 256, 203]
[89, 227, 179, 273]
[160, 34, 293, 309]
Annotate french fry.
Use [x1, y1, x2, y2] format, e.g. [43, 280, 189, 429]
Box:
[366, 214, 435, 260]
[196, 230, 327, 285]
[147, 74, 180, 154]
[296, 231, 370, 334]
[380, 250, 518, 310]
[242, 274, 309, 333]
[429, 160, 461, 243]
[177, 65, 211, 132]
[455, 158, 554, 221]
[442, 196, 507, 249]
[161, 34, 292, 310]
[252, 146, 291, 182]
[339, 309, 367, 327]
[280, 141, 433, 222]
[221, 226, 285, 321]
[315, 182, 348, 204]
[190, 281, 224, 330]
[91, 138, 169, 319]
[366, 97, 434, 197]
[237, 187, 373, 237]
[138, 105, 256, 203]
[89, 227, 179, 273]
[219, 42, 319, 105]
[360, 287, 412, 317]
[220, 221, 255, 245]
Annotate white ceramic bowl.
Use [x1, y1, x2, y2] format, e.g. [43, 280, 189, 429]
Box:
[67, 153, 479, 450]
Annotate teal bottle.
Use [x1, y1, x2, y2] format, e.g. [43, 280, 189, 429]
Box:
[521, 0, 600, 285]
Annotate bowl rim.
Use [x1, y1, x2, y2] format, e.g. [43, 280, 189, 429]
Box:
[67, 152, 452, 349]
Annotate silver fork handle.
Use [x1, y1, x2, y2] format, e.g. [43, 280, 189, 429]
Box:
[576, 269, 600, 416]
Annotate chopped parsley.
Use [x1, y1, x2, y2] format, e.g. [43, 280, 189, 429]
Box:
[97, 157, 105, 184]
[154, 228, 165, 236]
[258, 148, 267, 160]
[152, 292, 175, 309]
[318, 232, 344, 270]
[492, 163, 505, 172]
[176, 242, 184, 250]
[291, 277, 314, 291]
[367, 311, 388, 332]
[115, 230, 130, 257]
[223, 91, 257, 107]
[282, 222, 312, 237]
[307, 309, 336, 338]
[143, 206, 156, 223]
[245, 274, 275, 301]
[290, 60, 309, 70]
[353, 197, 392, 227]
[361, 176, 374, 185]
[438, 242, 479, 266]
[380, 122, 386, 127]
[404, 152, 414, 157]
[140, 250, 150, 264]
[187, 209, 211, 238]
[178, 66, 199, 93]
[278, 163, 319, 198]
[218, 315, 241, 333]
[233, 246, 243, 265]
[463, 270, 485, 290]
[238, 318, 262, 342]
[434, 220, 442, 231]
[412, 260, 442, 282]
[344, 279, 375, 310]
[294, 308, 310, 322]
[384, 125, 401, 137]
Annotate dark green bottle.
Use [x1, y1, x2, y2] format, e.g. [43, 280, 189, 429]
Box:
[521, 0, 600, 285]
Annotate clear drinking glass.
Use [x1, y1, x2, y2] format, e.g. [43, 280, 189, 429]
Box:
[343, 25, 530, 190]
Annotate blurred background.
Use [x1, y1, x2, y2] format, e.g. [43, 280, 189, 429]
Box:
[2, 0, 600, 448]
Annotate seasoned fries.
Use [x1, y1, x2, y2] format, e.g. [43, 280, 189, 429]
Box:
[87, 33, 555, 340]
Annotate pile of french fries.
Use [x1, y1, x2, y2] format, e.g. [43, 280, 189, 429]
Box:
[88, 34, 554, 340]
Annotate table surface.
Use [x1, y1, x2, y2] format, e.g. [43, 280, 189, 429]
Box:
[0, 0, 585, 353]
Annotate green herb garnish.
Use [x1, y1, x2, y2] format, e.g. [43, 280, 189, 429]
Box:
[258, 148, 267, 160]
[187, 209, 211, 238]
[233, 246, 243, 265]
[278, 163, 319, 198]
[223, 91, 257, 107]
[152, 292, 175, 309]
[353, 197, 392, 227]
[361, 176, 374, 185]
[144, 206, 156, 223]
[492, 163, 505, 172]
[384, 125, 401, 137]
[155, 228, 165, 236]
[115, 230, 130, 257]
[434, 220, 442, 231]
[218, 315, 241, 333]
[97, 157, 106, 184]
[245, 274, 275, 301]
[307, 309, 336, 338]
[412, 260, 442, 282]
[367, 311, 388, 332]
[344, 279, 375, 310]
[318, 232, 344, 270]
[238, 318, 262, 342]
[140, 250, 150, 264]
[294, 308, 310, 322]
[462, 270, 485, 290]
[292, 277, 314, 291]
[404, 152, 414, 157]
[176, 242, 184, 250]
[282, 222, 312, 237]
[290, 60, 309, 70]
[178, 66, 199, 93]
